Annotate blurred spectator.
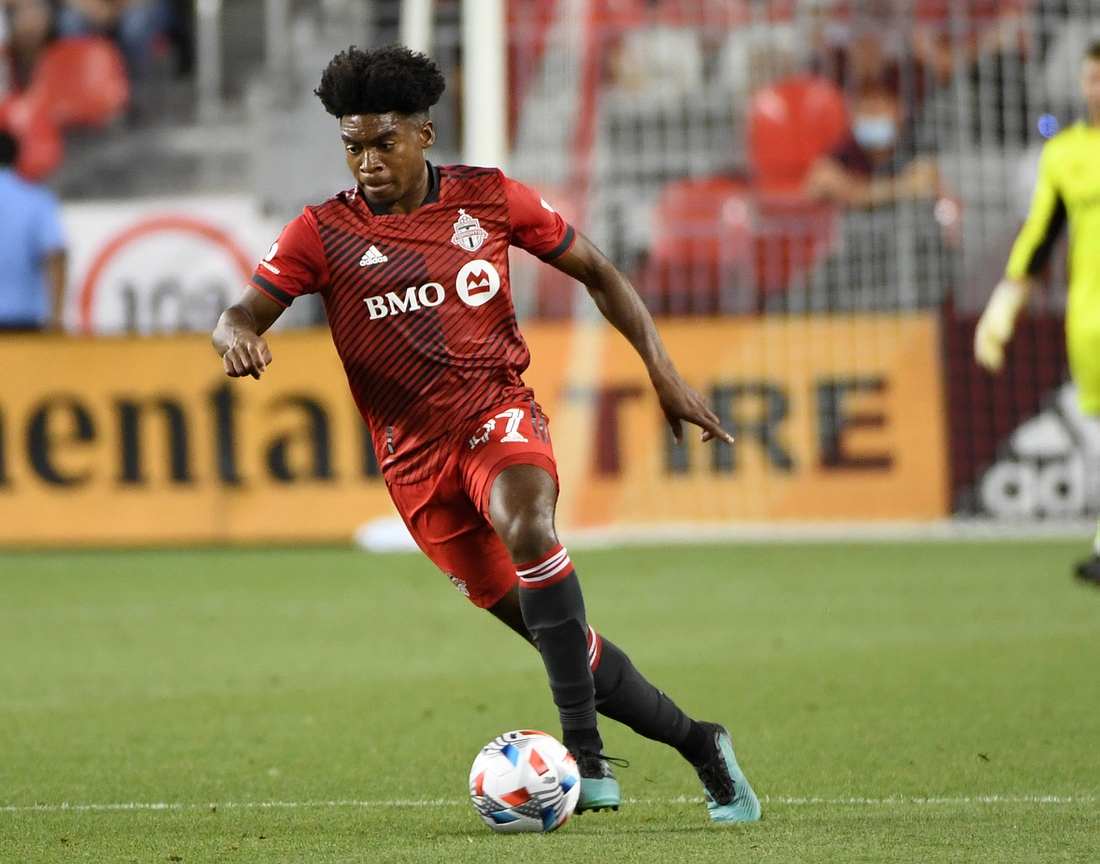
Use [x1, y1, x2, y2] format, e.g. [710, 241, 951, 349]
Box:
[813, 24, 938, 108]
[807, 1, 1027, 105]
[56, 0, 170, 79]
[802, 81, 943, 208]
[611, 25, 705, 95]
[716, 20, 801, 102]
[2, 0, 55, 91]
[0, 130, 67, 332]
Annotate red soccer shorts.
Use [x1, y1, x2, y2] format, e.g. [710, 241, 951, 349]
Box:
[386, 399, 559, 609]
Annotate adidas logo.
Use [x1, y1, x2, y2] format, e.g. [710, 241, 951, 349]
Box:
[359, 245, 388, 266]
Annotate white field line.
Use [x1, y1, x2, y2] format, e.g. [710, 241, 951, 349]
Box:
[1, 795, 1094, 814]
[561, 519, 1099, 549]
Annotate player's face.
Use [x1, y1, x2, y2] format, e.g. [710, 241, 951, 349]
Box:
[1082, 58, 1100, 120]
[340, 112, 436, 213]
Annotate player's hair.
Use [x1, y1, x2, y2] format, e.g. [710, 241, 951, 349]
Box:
[0, 131, 18, 167]
[315, 45, 446, 118]
[1087, 41, 1100, 62]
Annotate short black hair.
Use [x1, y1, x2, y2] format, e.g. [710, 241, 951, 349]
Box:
[0, 131, 17, 168]
[315, 45, 446, 118]
[1088, 41, 1100, 62]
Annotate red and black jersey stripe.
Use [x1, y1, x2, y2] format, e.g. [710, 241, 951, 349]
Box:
[308, 166, 536, 484]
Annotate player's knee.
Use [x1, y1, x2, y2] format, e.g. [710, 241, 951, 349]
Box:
[496, 510, 557, 564]
[489, 464, 559, 563]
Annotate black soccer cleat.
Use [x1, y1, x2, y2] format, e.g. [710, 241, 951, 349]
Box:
[571, 749, 626, 813]
[692, 721, 761, 823]
[1074, 555, 1100, 586]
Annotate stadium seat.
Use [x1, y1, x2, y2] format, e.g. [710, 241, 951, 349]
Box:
[641, 176, 754, 314]
[751, 192, 838, 298]
[642, 177, 839, 313]
[25, 36, 130, 129]
[748, 75, 848, 193]
[0, 96, 64, 181]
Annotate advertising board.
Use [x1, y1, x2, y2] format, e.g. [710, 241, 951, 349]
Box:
[0, 314, 948, 545]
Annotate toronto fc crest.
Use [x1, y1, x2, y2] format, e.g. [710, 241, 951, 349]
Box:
[450, 209, 489, 252]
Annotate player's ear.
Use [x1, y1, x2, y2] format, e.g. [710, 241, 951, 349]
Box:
[419, 118, 436, 150]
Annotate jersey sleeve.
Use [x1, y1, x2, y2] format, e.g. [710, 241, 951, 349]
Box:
[1005, 141, 1067, 280]
[503, 175, 577, 262]
[247, 209, 329, 306]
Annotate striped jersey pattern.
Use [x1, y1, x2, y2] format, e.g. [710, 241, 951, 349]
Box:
[248, 164, 575, 484]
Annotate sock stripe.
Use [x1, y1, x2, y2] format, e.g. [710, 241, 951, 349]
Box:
[515, 546, 569, 579]
[516, 545, 573, 588]
[587, 626, 603, 672]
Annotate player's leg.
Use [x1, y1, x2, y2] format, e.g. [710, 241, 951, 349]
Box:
[487, 464, 616, 801]
[1067, 320, 1100, 585]
[488, 585, 696, 752]
[488, 586, 761, 822]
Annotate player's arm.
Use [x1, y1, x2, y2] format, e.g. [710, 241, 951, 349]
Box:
[551, 233, 733, 445]
[976, 145, 1064, 372]
[213, 287, 283, 379]
[213, 211, 329, 379]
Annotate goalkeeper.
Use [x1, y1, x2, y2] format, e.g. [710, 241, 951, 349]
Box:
[975, 41, 1100, 583]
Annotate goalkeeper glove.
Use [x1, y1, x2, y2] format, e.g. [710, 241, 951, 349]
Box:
[974, 279, 1026, 373]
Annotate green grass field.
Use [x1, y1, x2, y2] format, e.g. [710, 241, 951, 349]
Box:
[1, 540, 1098, 863]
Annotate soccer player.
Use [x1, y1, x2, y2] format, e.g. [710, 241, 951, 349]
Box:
[975, 41, 1100, 585]
[212, 46, 760, 823]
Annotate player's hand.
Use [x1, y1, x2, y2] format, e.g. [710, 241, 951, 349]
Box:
[651, 371, 734, 445]
[974, 279, 1026, 373]
[222, 331, 273, 379]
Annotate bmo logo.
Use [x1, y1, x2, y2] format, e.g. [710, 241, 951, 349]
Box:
[456, 260, 500, 307]
[363, 260, 503, 320]
[364, 282, 445, 319]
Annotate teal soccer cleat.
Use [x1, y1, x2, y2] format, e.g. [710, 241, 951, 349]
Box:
[694, 722, 761, 823]
[571, 749, 624, 813]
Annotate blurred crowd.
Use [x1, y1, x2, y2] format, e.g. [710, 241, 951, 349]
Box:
[575, 0, 1080, 314]
[606, 0, 1040, 204]
[2, 0, 187, 89]
[2, 0, 1095, 328]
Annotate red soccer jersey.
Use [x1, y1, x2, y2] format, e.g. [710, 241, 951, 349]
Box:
[247, 163, 576, 484]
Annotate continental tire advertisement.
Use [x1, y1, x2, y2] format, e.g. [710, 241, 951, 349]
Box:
[0, 315, 948, 545]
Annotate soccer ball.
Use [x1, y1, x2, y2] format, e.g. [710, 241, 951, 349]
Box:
[469, 730, 581, 833]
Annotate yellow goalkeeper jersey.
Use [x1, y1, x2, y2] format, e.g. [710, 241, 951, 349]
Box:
[1006, 121, 1100, 413]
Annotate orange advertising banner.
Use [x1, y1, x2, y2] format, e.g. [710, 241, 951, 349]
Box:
[0, 314, 947, 546]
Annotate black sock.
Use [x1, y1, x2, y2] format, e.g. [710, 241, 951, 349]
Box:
[676, 720, 714, 766]
[517, 571, 599, 740]
[562, 727, 603, 755]
[592, 636, 702, 758]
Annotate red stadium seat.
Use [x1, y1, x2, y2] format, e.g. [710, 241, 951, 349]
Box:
[641, 177, 753, 314]
[748, 75, 848, 193]
[641, 177, 838, 312]
[649, 176, 751, 263]
[0, 96, 64, 181]
[26, 36, 130, 129]
[751, 192, 838, 297]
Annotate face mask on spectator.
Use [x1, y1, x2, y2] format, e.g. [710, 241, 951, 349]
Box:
[853, 115, 898, 149]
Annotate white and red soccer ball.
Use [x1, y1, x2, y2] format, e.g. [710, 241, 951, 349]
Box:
[469, 730, 581, 833]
